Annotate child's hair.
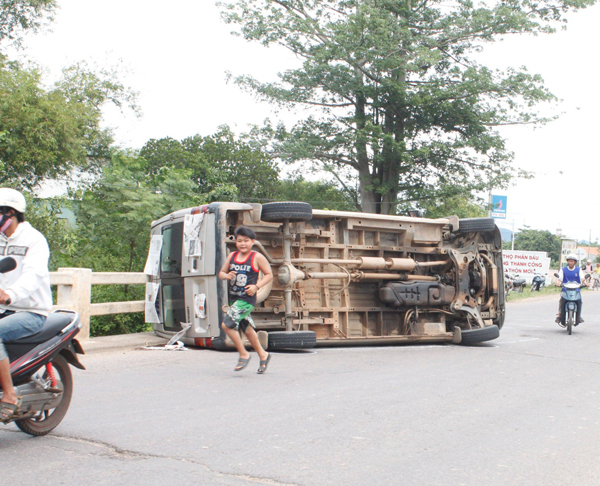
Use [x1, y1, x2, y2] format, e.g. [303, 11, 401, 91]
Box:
[235, 226, 256, 240]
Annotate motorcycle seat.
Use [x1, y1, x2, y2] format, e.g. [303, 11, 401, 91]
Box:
[7, 312, 75, 345]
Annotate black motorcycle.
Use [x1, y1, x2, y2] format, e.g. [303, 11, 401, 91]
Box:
[505, 272, 526, 293]
[0, 258, 85, 436]
[530, 272, 546, 292]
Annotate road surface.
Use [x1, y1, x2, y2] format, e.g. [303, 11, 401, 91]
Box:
[3, 291, 600, 485]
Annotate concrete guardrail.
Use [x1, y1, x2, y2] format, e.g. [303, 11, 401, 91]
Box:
[51, 268, 146, 341]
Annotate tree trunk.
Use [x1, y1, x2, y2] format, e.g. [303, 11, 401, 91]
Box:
[354, 66, 381, 214]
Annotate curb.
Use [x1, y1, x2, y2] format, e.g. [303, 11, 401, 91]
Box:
[80, 332, 168, 354]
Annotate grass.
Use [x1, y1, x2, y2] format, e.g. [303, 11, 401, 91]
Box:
[505, 284, 600, 301]
[505, 284, 562, 301]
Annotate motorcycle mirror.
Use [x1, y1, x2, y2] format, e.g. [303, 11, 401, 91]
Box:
[554, 273, 560, 278]
[0, 256, 16, 274]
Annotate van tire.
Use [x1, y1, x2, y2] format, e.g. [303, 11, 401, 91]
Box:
[261, 202, 312, 222]
[456, 218, 496, 234]
[458, 325, 500, 345]
[267, 331, 317, 349]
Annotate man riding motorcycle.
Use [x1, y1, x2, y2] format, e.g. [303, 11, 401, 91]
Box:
[0, 188, 52, 422]
[555, 253, 589, 327]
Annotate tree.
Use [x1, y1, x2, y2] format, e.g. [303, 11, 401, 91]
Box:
[219, 0, 593, 214]
[0, 0, 56, 48]
[0, 60, 137, 189]
[140, 126, 280, 202]
[505, 227, 561, 265]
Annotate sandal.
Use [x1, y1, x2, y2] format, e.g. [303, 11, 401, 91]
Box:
[257, 353, 271, 374]
[0, 397, 22, 423]
[235, 357, 250, 371]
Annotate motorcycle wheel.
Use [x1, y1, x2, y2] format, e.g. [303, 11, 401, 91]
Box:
[531, 283, 536, 292]
[567, 309, 574, 336]
[15, 354, 73, 436]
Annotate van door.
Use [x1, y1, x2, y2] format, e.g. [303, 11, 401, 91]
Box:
[181, 212, 219, 338]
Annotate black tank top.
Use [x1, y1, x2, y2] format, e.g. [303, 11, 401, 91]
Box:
[228, 251, 259, 305]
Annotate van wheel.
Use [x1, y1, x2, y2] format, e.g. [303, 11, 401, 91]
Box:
[261, 202, 312, 222]
[267, 331, 316, 349]
[457, 325, 500, 345]
[455, 218, 496, 234]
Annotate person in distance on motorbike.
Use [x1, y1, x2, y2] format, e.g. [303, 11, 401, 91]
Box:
[0, 189, 52, 422]
[555, 253, 590, 327]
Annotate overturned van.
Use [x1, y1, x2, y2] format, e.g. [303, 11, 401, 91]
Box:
[144, 202, 505, 350]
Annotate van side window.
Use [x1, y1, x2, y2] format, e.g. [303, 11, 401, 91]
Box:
[161, 223, 183, 276]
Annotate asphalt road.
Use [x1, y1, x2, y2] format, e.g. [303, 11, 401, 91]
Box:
[3, 291, 600, 485]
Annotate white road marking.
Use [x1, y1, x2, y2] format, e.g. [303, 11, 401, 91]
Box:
[495, 338, 540, 344]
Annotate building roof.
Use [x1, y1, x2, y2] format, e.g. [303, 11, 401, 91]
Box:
[577, 246, 600, 256]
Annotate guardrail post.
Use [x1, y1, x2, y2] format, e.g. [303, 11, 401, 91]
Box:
[56, 268, 92, 341]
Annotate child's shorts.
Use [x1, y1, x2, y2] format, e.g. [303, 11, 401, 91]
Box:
[223, 300, 255, 333]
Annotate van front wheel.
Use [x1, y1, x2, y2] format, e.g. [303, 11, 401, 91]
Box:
[267, 331, 316, 349]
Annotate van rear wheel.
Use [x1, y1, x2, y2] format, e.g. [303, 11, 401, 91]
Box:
[267, 331, 316, 349]
[261, 202, 312, 222]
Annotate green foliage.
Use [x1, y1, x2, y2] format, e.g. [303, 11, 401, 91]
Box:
[278, 176, 357, 211]
[504, 227, 561, 265]
[0, 0, 56, 48]
[506, 284, 561, 302]
[0, 60, 137, 189]
[90, 286, 148, 336]
[140, 126, 280, 203]
[25, 195, 77, 270]
[219, 0, 593, 213]
[421, 194, 487, 219]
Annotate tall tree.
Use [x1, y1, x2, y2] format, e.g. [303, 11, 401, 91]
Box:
[220, 0, 593, 214]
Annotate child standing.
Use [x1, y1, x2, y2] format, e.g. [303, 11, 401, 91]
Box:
[219, 226, 273, 373]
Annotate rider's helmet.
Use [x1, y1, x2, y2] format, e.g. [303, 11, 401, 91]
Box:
[566, 253, 578, 262]
[0, 188, 26, 213]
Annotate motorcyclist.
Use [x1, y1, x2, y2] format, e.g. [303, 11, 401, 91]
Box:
[0, 188, 52, 422]
[555, 253, 589, 327]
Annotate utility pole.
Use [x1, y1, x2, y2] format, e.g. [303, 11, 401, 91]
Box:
[511, 219, 515, 251]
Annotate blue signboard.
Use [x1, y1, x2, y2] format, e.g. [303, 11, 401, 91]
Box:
[491, 195, 507, 219]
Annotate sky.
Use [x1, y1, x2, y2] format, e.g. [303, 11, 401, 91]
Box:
[15, 0, 600, 241]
